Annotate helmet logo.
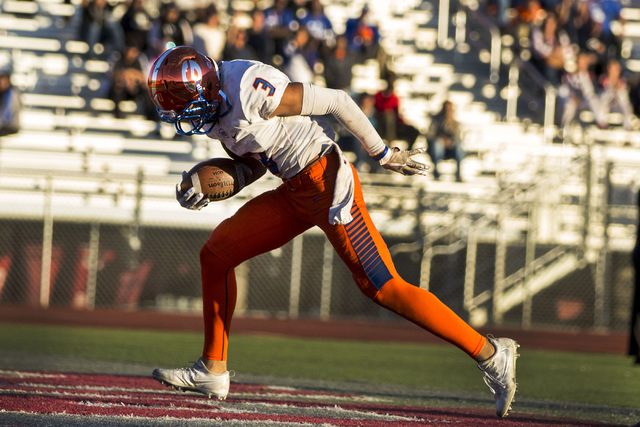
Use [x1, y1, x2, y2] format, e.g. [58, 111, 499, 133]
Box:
[182, 60, 203, 90]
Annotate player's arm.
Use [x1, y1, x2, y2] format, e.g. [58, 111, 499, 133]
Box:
[175, 146, 267, 211]
[270, 83, 429, 176]
[221, 144, 267, 186]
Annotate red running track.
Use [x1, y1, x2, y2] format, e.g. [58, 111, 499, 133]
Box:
[0, 370, 622, 426]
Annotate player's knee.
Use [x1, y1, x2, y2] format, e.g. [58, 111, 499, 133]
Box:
[200, 244, 231, 268]
[352, 273, 379, 300]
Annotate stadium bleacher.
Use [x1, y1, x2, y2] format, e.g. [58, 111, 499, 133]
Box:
[0, 0, 639, 227]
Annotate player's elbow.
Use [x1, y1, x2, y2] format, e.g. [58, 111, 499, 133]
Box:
[334, 88, 352, 104]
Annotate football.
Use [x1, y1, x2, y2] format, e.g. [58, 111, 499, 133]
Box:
[180, 158, 252, 201]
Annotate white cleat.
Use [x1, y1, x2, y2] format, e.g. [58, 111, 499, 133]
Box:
[477, 336, 519, 417]
[152, 358, 231, 400]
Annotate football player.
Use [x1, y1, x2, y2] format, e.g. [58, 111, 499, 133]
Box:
[148, 46, 519, 417]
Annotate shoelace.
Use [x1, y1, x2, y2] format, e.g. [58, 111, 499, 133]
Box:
[180, 362, 234, 378]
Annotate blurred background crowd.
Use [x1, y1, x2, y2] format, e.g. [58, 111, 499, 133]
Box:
[71, 0, 460, 176]
[487, 0, 636, 136]
[58, 0, 633, 179]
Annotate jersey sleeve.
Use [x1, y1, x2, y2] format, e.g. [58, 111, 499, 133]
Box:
[238, 63, 291, 122]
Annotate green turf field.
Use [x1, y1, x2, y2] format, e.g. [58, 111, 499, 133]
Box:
[1, 322, 637, 408]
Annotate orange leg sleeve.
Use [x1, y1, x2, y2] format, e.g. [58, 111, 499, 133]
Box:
[201, 188, 313, 361]
[313, 161, 485, 358]
[373, 279, 486, 358]
[200, 245, 237, 361]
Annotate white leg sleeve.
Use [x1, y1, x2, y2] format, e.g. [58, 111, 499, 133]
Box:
[300, 83, 391, 163]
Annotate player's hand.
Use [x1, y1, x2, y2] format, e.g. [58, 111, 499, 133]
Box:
[176, 172, 210, 211]
[381, 147, 430, 176]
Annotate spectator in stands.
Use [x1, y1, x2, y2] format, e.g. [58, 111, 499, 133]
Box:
[247, 8, 275, 65]
[149, 3, 194, 59]
[193, 4, 226, 62]
[120, 0, 152, 53]
[107, 44, 154, 120]
[559, 51, 603, 134]
[589, 0, 624, 60]
[287, 0, 309, 17]
[0, 70, 21, 137]
[80, 0, 125, 57]
[222, 26, 258, 62]
[598, 59, 634, 130]
[630, 187, 640, 365]
[345, 5, 381, 61]
[564, 0, 598, 53]
[517, 0, 545, 29]
[300, 0, 334, 45]
[427, 101, 464, 182]
[264, 0, 297, 60]
[374, 74, 420, 149]
[322, 35, 355, 91]
[530, 12, 571, 85]
[283, 27, 318, 84]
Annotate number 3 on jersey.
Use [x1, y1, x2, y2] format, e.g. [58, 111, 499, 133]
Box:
[253, 78, 276, 96]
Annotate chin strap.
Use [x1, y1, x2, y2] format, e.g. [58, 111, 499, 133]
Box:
[197, 90, 232, 135]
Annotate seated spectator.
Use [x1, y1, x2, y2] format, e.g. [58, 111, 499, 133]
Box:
[530, 12, 571, 85]
[323, 35, 356, 91]
[599, 59, 633, 130]
[565, 0, 596, 52]
[374, 74, 420, 148]
[80, 0, 124, 57]
[0, 70, 21, 137]
[559, 51, 603, 134]
[427, 101, 464, 182]
[193, 4, 226, 62]
[149, 3, 193, 58]
[222, 26, 258, 62]
[345, 5, 380, 61]
[107, 45, 155, 120]
[283, 27, 318, 84]
[300, 0, 334, 44]
[120, 0, 151, 53]
[264, 0, 296, 60]
[247, 8, 275, 65]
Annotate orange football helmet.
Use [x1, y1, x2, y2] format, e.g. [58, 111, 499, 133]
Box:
[148, 46, 230, 135]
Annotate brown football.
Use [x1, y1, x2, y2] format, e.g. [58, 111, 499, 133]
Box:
[180, 158, 251, 201]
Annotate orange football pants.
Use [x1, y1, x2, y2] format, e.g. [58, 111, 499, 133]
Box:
[201, 150, 486, 361]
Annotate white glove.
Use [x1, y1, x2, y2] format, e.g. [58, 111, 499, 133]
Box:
[380, 147, 430, 176]
[175, 172, 210, 211]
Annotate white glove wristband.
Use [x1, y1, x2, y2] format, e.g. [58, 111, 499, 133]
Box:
[375, 146, 393, 165]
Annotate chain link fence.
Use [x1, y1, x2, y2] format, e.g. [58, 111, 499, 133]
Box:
[0, 151, 637, 333]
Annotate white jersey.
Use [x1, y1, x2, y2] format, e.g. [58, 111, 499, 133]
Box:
[207, 60, 335, 180]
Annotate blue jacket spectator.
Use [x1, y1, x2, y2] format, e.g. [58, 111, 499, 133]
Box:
[345, 6, 380, 60]
[590, 0, 623, 41]
[264, 0, 296, 59]
[300, 0, 334, 43]
[0, 71, 20, 137]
